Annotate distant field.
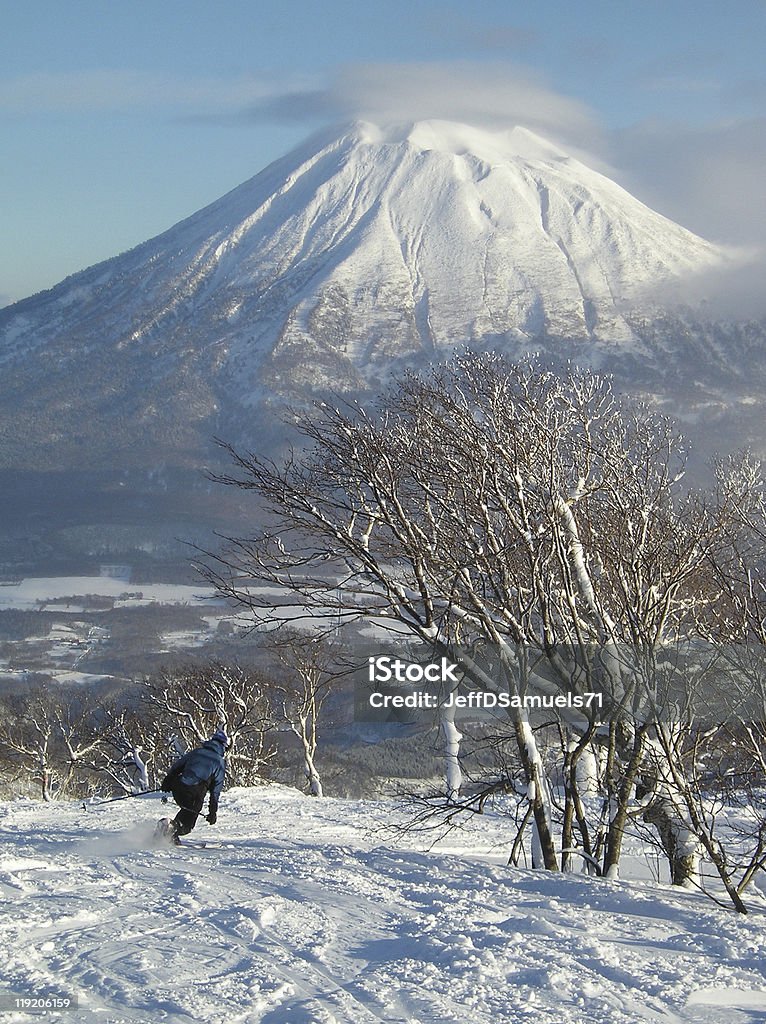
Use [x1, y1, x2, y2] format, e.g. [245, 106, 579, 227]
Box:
[0, 575, 219, 612]
[0, 575, 240, 686]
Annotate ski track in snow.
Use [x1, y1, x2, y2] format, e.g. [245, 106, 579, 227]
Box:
[0, 788, 765, 1024]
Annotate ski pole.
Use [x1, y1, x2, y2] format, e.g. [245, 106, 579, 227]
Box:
[82, 788, 163, 811]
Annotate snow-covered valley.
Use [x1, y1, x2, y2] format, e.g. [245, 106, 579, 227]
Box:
[1, 786, 765, 1024]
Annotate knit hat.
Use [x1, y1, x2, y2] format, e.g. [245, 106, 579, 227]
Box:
[211, 728, 228, 747]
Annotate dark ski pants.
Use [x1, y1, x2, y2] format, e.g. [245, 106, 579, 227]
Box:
[170, 780, 208, 836]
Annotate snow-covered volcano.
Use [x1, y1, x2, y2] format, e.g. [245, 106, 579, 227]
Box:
[1, 120, 725, 404]
[200, 118, 721, 359]
[0, 119, 754, 500]
[107, 117, 722, 360]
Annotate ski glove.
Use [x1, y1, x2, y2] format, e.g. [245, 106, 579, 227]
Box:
[206, 811, 217, 825]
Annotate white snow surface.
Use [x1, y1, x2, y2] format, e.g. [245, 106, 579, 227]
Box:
[1, 786, 765, 1024]
[0, 577, 218, 612]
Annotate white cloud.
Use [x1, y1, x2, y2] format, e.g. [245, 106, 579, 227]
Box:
[247, 61, 604, 155]
[612, 117, 766, 247]
[610, 118, 766, 317]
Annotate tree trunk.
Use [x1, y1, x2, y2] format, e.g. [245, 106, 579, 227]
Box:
[440, 695, 463, 803]
[41, 766, 52, 802]
[643, 798, 700, 887]
[513, 713, 558, 871]
[302, 742, 323, 798]
[295, 715, 323, 797]
[562, 728, 599, 874]
[603, 725, 648, 880]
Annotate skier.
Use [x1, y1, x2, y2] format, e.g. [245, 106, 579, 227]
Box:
[157, 729, 227, 843]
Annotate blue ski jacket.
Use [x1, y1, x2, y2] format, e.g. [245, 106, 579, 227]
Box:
[161, 738, 226, 811]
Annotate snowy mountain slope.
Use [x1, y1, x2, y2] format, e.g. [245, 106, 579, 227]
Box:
[0, 120, 726, 373]
[0, 120, 732, 467]
[1, 117, 764, 569]
[1, 787, 765, 1024]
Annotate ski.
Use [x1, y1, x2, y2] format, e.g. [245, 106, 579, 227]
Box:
[178, 838, 236, 850]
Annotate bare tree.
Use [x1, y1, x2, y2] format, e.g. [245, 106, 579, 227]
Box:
[201, 353, 724, 882]
[0, 685, 100, 800]
[142, 662, 275, 785]
[0, 687, 58, 800]
[259, 630, 339, 797]
[668, 451, 766, 907]
[84, 698, 159, 794]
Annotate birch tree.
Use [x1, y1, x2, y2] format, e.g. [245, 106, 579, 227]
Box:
[142, 662, 275, 784]
[203, 353, 718, 879]
[0, 685, 100, 799]
[673, 451, 766, 908]
[85, 700, 159, 794]
[0, 687, 58, 800]
[260, 631, 339, 797]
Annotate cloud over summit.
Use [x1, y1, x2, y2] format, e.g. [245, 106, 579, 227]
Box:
[248, 61, 603, 154]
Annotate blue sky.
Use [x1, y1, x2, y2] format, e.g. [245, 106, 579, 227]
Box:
[2, 0, 765, 304]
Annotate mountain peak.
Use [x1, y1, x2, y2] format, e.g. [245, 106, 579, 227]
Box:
[343, 119, 571, 164]
[0, 117, 731, 475]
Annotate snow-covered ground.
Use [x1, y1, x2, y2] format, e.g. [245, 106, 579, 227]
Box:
[0, 577, 218, 612]
[1, 786, 765, 1024]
